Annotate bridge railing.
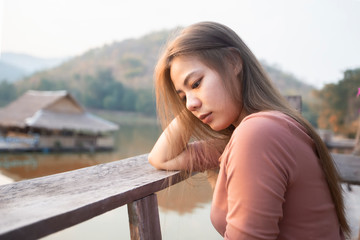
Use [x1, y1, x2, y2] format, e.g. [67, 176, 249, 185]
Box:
[0, 153, 359, 240]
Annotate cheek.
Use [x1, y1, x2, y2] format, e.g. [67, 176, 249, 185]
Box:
[215, 87, 231, 107]
[222, 95, 240, 119]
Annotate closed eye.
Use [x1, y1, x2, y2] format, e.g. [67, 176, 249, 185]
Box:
[191, 78, 202, 89]
[177, 93, 186, 103]
[181, 96, 187, 103]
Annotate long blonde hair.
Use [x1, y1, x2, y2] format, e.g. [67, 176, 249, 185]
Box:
[155, 21, 350, 236]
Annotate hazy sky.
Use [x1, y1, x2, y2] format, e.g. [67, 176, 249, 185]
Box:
[0, 0, 359, 88]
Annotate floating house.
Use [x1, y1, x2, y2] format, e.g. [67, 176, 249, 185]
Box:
[0, 90, 119, 152]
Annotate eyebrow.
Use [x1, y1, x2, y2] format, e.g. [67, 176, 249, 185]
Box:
[176, 71, 199, 94]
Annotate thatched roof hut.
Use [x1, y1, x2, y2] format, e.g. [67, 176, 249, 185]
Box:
[0, 90, 118, 134]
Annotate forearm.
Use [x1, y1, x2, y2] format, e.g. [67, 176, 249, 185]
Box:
[148, 117, 190, 170]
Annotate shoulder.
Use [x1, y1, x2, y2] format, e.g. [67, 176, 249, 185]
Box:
[221, 111, 297, 182]
[241, 110, 292, 128]
[231, 111, 293, 144]
[232, 111, 313, 149]
[222, 111, 306, 170]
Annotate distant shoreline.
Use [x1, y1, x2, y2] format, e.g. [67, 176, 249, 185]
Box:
[89, 109, 159, 126]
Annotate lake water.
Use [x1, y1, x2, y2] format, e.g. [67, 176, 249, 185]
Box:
[0, 116, 359, 239]
[0, 119, 222, 239]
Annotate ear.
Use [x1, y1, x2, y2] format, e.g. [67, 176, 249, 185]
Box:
[228, 48, 243, 76]
[234, 61, 243, 76]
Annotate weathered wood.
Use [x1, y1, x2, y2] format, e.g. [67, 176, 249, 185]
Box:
[332, 153, 360, 185]
[0, 154, 183, 240]
[0, 152, 358, 240]
[318, 130, 356, 150]
[326, 138, 355, 150]
[127, 194, 162, 240]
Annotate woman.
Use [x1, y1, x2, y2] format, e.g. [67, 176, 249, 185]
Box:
[148, 22, 350, 239]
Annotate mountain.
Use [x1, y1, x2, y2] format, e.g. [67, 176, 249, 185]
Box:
[17, 29, 314, 96]
[0, 61, 27, 82]
[0, 52, 68, 82]
[16, 30, 168, 91]
[10, 29, 317, 120]
[262, 62, 314, 97]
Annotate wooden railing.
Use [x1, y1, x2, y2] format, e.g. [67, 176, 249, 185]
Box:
[0, 153, 359, 240]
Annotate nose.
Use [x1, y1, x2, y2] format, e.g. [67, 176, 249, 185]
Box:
[186, 94, 201, 112]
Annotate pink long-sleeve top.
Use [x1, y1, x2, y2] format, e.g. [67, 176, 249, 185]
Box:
[203, 111, 343, 239]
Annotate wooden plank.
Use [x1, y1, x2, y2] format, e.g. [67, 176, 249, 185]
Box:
[0, 154, 183, 240]
[0, 151, 358, 240]
[332, 153, 360, 185]
[127, 194, 162, 240]
[327, 139, 355, 150]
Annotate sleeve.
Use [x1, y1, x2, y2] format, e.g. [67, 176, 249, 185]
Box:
[188, 140, 223, 172]
[223, 117, 293, 239]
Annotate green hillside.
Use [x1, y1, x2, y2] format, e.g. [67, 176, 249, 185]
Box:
[18, 30, 169, 90]
[11, 29, 315, 118]
[0, 61, 27, 83]
[17, 29, 314, 92]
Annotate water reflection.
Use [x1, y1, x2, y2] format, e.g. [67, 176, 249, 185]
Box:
[0, 155, 38, 170]
[158, 173, 215, 214]
[0, 124, 160, 181]
[0, 122, 223, 239]
[0, 122, 216, 215]
[0, 152, 113, 180]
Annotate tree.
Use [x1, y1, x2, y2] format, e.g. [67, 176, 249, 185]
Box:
[135, 89, 156, 116]
[0, 80, 17, 106]
[121, 90, 136, 111]
[314, 68, 360, 136]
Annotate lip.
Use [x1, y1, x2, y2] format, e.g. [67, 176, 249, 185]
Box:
[199, 112, 212, 124]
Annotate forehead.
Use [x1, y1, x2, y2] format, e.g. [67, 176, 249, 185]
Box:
[170, 55, 203, 73]
[170, 56, 205, 84]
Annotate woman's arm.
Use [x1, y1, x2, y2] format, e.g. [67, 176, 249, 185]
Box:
[221, 115, 293, 239]
[148, 117, 191, 170]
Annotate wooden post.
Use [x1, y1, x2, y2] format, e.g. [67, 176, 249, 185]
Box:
[285, 95, 302, 113]
[353, 117, 360, 155]
[127, 194, 162, 240]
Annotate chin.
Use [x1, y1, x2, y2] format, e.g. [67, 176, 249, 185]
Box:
[209, 123, 227, 132]
[208, 120, 235, 131]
